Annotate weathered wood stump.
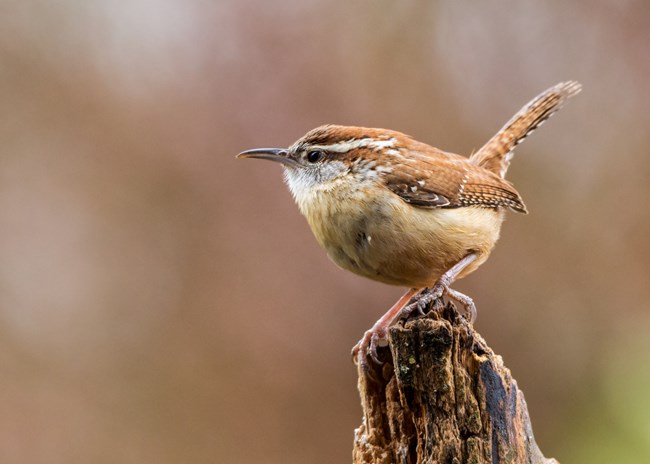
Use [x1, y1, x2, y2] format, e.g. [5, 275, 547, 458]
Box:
[353, 304, 558, 464]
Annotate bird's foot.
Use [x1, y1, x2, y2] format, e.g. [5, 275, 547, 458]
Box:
[352, 288, 420, 371]
[352, 326, 389, 375]
[446, 287, 476, 323]
[409, 283, 477, 323]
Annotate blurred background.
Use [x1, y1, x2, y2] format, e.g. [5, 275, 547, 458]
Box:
[1, 0, 649, 462]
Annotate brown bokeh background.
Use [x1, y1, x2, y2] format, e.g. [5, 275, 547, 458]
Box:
[1, 1, 649, 463]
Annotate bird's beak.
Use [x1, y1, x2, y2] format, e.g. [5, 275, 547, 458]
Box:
[237, 148, 297, 167]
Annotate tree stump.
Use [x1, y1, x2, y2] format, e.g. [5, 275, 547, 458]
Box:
[353, 303, 558, 464]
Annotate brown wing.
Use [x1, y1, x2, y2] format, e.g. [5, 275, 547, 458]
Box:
[382, 144, 527, 213]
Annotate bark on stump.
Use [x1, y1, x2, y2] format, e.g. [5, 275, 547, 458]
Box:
[353, 304, 558, 464]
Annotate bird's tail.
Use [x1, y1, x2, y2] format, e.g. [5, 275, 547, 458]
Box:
[470, 81, 582, 178]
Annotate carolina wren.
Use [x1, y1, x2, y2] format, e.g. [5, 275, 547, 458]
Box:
[238, 81, 581, 366]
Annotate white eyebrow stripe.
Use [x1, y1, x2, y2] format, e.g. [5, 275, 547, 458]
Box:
[310, 137, 396, 153]
[368, 139, 397, 150]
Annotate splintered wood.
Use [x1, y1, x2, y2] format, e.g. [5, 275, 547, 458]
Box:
[353, 305, 558, 464]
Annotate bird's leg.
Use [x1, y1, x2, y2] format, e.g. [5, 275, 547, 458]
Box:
[353, 253, 480, 370]
[409, 252, 479, 323]
[352, 288, 419, 368]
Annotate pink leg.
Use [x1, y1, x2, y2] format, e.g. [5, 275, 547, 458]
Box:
[353, 253, 480, 370]
[352, 288, 420, 366]
[410, 252, 479, 322]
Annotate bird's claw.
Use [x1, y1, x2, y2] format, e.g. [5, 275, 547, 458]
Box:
[414, 286, 444, 313]
[416, 285, 477, 324]
[352, 328, 388, 369]
[416, 298, 429, 316]
[446, 287, 477, 323]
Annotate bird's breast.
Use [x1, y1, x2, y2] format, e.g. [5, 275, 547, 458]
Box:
[296, 181, 505, 288]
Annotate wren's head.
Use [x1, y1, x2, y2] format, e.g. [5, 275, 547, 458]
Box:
[238, 125, 404, 200]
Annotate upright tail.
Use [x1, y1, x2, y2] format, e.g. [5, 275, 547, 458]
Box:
[470, 81, 582, 178]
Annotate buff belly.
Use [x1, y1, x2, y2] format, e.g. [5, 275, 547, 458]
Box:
[303, 188, 505, 289]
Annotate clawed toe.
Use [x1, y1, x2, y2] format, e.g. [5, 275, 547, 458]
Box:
[413, 286, 444, 313]
[416, 298, 429, 316]
[352, 329, 388, 368]
[410, 283, 477, 323]
[446, 288, 476, 323]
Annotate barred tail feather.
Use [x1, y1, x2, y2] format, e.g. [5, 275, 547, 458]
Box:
[470, 81, 582, 178]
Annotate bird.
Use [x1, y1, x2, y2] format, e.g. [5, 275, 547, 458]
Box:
[237, 81, 581, 367]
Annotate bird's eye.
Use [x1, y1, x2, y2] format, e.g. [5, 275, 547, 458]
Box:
[306, 150, 324, 163]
